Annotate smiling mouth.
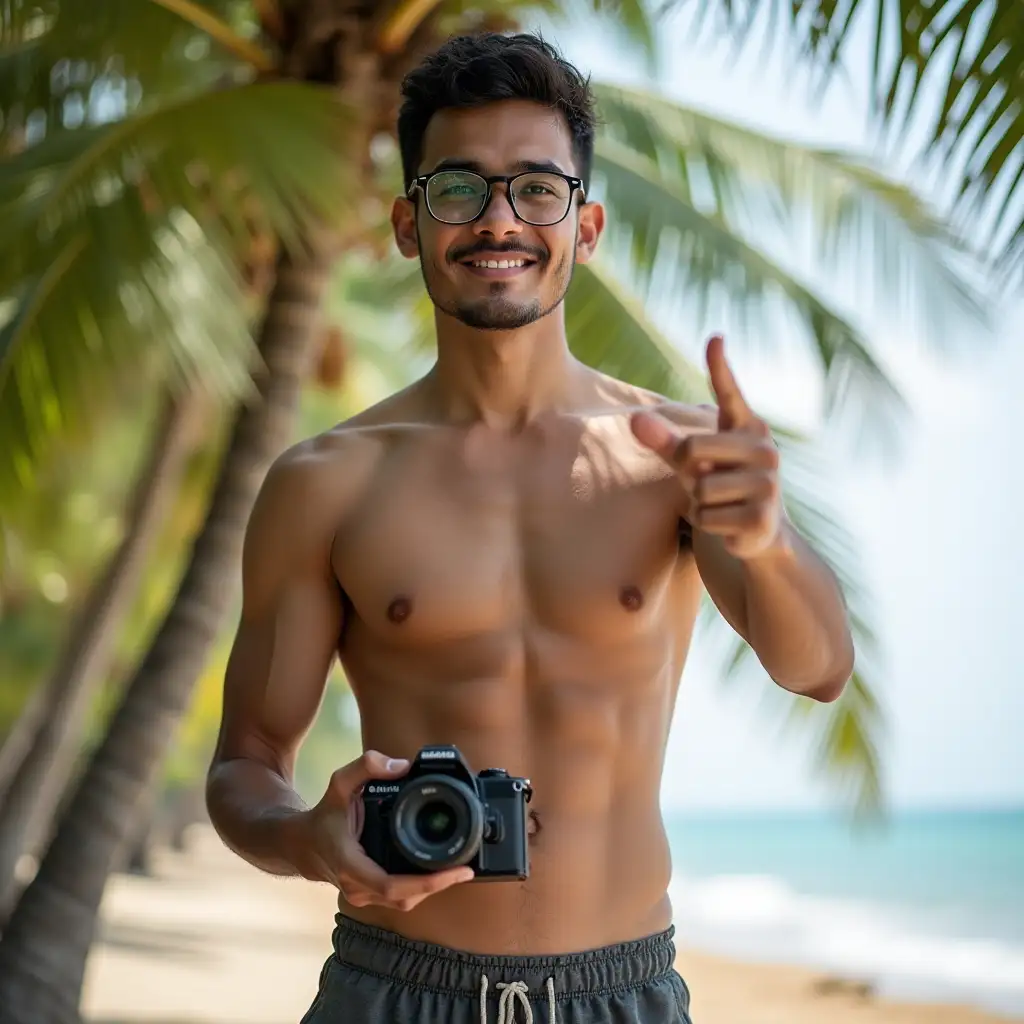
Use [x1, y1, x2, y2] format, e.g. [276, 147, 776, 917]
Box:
[457, 256, 538, 278]
[464, 257, 533, 269]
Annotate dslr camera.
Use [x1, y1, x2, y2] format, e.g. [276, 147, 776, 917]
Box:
[360, 745, 532, 880]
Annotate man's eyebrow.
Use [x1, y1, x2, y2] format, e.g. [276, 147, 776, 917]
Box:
[424, 158, 571, 176]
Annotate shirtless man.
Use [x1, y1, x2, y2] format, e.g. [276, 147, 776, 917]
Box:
[206, 31, 855, 1024]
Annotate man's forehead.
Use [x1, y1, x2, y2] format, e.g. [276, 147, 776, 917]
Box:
[419, 100, 575, 176]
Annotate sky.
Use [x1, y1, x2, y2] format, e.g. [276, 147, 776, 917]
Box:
[540, 6, 1024, 813]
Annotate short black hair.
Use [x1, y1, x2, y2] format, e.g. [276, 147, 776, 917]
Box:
[397, 32, 596, 192]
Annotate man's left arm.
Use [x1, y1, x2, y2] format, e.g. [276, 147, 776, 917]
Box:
[691, 520, 855, 702]
[631, 335, 855, 703]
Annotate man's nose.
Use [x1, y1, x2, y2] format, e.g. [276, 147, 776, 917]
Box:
[473, 184, 522, 237]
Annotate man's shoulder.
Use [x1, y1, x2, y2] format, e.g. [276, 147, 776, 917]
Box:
[270, 386, 428, 486]
[587, 372, 717, 433]
[252, 391, 421, 542]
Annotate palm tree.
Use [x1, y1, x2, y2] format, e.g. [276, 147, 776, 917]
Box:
[0, 389, 205, 926]
[692, 0, 1023, 288]
[0, 1, 993, 1020]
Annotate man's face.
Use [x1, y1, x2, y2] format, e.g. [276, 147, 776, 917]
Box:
[392, 100, 604, 331]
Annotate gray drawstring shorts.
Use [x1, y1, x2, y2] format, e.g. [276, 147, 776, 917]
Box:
[299, 913, 694, 1023]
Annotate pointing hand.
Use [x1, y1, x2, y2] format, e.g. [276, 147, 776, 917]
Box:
[630, 335, 783, 560]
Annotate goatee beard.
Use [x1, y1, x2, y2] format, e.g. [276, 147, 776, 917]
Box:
[452, 294, 545, 330]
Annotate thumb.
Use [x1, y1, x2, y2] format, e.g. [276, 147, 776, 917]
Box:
[329, 750, 410, 803]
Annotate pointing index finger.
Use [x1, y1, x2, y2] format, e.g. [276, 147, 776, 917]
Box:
[706, 334, 753, 430]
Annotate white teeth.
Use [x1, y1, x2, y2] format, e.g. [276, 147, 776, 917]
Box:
[470, 259, 527, 269]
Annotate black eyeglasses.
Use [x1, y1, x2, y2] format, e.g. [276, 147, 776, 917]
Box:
[407, 169, 585, 226]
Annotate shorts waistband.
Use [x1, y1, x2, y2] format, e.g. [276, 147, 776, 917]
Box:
[331, 914, 678, 998]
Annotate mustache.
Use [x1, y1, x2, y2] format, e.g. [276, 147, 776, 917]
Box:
[448, 241, 546, 263]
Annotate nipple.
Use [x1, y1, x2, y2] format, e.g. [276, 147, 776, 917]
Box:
[618, 585, 644, 612]
[386, 596, 413, 624]
[528, 810, 542, 838]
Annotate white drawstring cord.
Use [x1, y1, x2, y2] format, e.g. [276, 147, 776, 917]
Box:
[479, 974, 557, 1024]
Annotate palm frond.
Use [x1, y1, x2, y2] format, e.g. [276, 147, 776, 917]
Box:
[0, 79, 357, 514]
[148, 0, 272, 69]
[703, 427, 886, 815]
[592, 134, 909, 448]
[0, 0, 256, 145]
[691, 0, 1024, 288]
[594, 82, 987, 340]
[565, 259, 708, 400]
[0, 205, 256, 518]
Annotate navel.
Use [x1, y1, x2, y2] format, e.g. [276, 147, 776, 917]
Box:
[618, 585, 644, 612]
[386, 595, 413, 624]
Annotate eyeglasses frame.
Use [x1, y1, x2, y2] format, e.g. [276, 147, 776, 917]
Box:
[406, 169, 586, 227]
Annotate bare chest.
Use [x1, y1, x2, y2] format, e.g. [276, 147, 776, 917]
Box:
[332, 429, 688, 644]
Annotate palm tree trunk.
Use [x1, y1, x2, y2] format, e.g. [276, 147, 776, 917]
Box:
[0, 687, 51, 809]
[0, 390, 204, 929]
[0, 244, 332, 1024]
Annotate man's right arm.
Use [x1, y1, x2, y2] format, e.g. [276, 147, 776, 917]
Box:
[205, 443, 347, 879]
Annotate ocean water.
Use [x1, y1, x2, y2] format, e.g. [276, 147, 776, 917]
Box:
[664, 809, 1024, 1018]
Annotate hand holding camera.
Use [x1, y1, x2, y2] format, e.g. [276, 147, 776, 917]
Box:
[293, 749, 475, 912]
[360, 745, 532, 880]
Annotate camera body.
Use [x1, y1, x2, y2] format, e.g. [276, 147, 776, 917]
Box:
[360, 745, 532, 881]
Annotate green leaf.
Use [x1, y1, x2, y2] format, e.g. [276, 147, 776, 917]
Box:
[0, 205, 256, 516]
[693, 0, 1024, 287]
[0, 0, 253, 145]
[0, 78, 357, 514]
[0, 231, 85, 374]
[565, 259, 708, 400]
[593, 81, 989, 342]
[0, 79, 355, 269]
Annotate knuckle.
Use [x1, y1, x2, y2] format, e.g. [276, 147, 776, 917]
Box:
[671, 435, 691, 466]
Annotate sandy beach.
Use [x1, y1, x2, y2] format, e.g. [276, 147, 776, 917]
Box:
[81, 826, 1019, 1024]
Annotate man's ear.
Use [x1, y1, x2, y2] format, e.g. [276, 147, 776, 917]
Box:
[391, 196, 419, 259]
[574, 200, 604, 264]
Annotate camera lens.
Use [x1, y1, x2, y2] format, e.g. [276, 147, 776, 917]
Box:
[390, 775, 483, 870]
[416, 802, 457, 843]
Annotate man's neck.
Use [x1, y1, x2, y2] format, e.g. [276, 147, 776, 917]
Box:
[426, 312, 582, 430]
